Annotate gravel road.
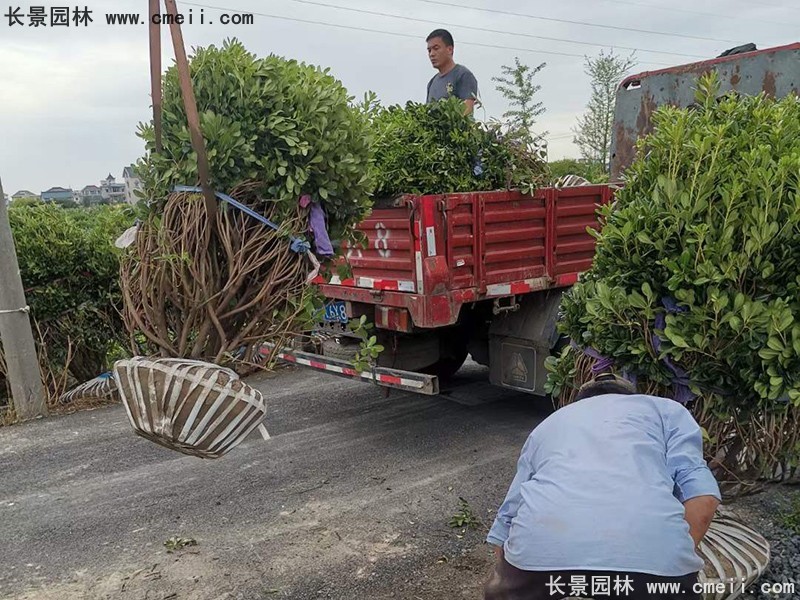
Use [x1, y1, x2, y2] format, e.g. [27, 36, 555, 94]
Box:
[0, 363, 549, 600]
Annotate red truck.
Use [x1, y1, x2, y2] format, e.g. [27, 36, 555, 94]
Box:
[264, 42, 800, 397]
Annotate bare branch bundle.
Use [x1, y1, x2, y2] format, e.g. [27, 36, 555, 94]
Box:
[120, 184, 314, 369]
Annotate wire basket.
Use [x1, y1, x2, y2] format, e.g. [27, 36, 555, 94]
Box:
[114, 357, 267, 459]
[697, 512, 770, 600]
[561, 510, 768, 600]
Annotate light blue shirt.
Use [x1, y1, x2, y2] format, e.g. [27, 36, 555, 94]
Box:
[487, 393, 721, 576]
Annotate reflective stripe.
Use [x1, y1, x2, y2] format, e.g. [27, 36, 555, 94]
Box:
[270, 349, 426, 390]
[486, 277, 551, 298]
[316, 275, 415, 292]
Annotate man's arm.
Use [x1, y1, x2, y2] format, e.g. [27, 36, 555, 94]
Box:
[664, 405, 721, 545]
[455, 68, 479, 115]
[683, 495, 719, 548]
[486, 434, 536, 554]
[463, 97, 476, 115]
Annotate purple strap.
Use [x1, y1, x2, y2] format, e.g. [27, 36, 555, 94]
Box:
[570, 341, 617, 375]
[300, 194, 334, 257]
[565, 296, 683, 401]
[652, 298, 696, 404]
[568, 296, 719, 404]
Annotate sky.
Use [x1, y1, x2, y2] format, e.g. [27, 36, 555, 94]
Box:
[0, 0, 798, 196]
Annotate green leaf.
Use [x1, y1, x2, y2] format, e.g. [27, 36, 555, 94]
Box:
[767, 336, 784, 351]
[663, 327, 689, 348]
[759, 348, 779, 360]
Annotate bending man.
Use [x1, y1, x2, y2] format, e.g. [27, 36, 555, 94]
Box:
[484, 374, 720, 600]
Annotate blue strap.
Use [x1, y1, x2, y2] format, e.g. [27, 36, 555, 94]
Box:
[173, 185, 311, 254]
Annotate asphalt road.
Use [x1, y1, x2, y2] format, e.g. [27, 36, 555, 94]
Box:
[0, 363, 551, 600]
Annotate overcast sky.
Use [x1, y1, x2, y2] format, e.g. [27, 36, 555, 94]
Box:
[0, 0, 797, 196]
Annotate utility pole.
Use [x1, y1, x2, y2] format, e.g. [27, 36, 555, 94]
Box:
[0, 176, 47, 421]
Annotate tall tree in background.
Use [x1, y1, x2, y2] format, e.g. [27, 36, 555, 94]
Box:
[573, 50, 636, 171]
[492, 57, 547, 140]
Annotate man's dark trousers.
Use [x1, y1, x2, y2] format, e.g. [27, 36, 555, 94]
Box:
[484, 555, 701, 600]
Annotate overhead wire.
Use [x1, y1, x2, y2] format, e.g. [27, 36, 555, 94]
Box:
[736, 0, 800, 12]
[405, 0, 755, 45]
[179, 2, 680, 65]
[597, 0, 796, 26]
[280, 0, 707, 59]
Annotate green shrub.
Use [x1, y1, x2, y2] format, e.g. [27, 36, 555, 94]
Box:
[2, 204, 133, 388]
[135, 38, 374, 239]
[550, 73, 800, 481]
[368, 97, 547, 198]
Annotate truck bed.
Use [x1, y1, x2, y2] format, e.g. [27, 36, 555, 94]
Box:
[314, 186, 613, 329]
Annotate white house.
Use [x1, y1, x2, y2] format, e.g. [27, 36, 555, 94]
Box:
[122, 165, 142, 204]
[81, 185, 103, 204]
[12, 190, 38, 200]
[41, 187, 75, 203]
[101, 174, 126, 203]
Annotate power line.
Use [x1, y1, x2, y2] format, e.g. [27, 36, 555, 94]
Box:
[406, 0, 751, 45]
[598, 0, 796, 26]
[739, 0, 800, 12]
[180, 2, 679, 65]
[282, 0, 706, 59]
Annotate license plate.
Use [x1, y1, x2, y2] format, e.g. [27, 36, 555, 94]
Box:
[323, 301, 348, 324]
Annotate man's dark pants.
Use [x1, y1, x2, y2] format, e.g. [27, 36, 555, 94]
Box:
[484, 555, 701, 600]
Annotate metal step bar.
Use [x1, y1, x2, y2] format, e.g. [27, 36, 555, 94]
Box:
[259, 344, 440, 395]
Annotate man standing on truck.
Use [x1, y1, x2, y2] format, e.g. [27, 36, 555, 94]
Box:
[483, 374, 720, 600]
[426, 29, 479, 114]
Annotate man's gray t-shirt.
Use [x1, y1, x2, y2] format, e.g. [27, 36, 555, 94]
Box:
[426, 64, 478, 103]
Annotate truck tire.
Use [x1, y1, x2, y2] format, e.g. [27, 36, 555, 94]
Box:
[376, 332, 440, 372]
[422, 345, 468, 380]
[321, 338, 359, 362]
[422, 326, 469, 380]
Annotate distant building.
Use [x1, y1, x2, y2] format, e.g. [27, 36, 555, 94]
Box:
[12, 190, 38, 200]
[3, 193, 8, 205]
[101, 173, 126, 203]
[41, 187, 75, 203]
[122, 165, 142, 204]
[81, 184, 103, 204]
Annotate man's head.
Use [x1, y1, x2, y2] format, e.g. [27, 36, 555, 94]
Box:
[574, 373, 637, 402]
[427, 29, 455, 71]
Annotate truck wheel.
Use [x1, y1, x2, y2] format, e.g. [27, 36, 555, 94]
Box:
[422, 348, 467, 379]
[423, 345, 469, 380]
[321, 338, 359, 362]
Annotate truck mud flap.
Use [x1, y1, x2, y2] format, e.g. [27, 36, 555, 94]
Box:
[259, 344, 440, 396]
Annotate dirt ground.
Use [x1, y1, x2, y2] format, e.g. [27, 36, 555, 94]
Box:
[1, 364, 547, 600]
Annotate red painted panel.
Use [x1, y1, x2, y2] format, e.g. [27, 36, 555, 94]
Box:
[317, 186, 616, 328]
[343, 205, 416, 285]
[479, 190, 547, 286]
[443, 193, 478, 289]
[552, 186, 606, 278]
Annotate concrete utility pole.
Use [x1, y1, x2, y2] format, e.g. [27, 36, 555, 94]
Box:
[0, 176, 47, 421]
